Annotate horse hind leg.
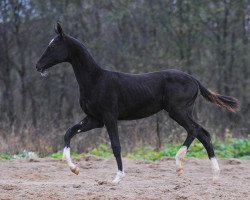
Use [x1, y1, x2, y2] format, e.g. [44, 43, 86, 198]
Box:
[170, 107, 220, 181]
[197, 128, 220, 182]
[168, 107, 199, 176]
[175, 146, 187, 176]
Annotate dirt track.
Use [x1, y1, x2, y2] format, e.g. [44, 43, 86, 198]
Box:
[0, 156, 249, 200]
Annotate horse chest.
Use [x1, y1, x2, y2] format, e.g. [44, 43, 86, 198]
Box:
[79, 98, 100, 118]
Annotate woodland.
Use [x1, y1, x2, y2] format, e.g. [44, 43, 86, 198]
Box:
[0, 0, 249, 154]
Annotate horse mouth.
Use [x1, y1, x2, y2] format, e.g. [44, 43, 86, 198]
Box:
[37, 66, 49, 77]
[36, 63, 52, 77]
[40, 70, 48, 77]
[37, 67, 44, 72]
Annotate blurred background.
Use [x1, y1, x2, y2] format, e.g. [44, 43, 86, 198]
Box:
[0, 0, 249, 155]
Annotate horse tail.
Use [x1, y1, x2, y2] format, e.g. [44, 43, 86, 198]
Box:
[197, 81, 240, 112]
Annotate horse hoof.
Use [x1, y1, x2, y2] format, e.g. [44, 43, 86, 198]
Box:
[70, 166, 80, 175]
[112, 178, 121, 185]
[176, 168, 183, 176]
[213, 176, 218, 183]
[112, 171, 125, 185]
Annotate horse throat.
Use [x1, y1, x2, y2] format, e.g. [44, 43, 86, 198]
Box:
[70, 47, 103, 98]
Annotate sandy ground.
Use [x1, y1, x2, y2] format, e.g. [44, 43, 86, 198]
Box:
[0, 156, 249, 200]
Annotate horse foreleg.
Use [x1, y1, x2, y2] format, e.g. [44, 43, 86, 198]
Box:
[63, 116, 103, 175]
[63, 145, 80, 175]
[104, 115, 125, 184]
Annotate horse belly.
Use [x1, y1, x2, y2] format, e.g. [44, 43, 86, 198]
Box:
[118, 100, 163, 120]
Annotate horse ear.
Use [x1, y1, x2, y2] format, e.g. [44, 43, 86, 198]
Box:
[54, 24, 59, 34]
[55, 22, 64, 37]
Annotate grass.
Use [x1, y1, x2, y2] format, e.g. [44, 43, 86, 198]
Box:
[127, 137, 250, 161]
[0, 154, 13, 160]
[0, 137, 249, 161]
[49, 151, 84, 159]
[88, 144, 112, 158]
[214, 138, 250, 159]
[0, 150, 39, 160]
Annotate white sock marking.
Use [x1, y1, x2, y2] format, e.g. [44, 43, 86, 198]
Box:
[112, 170, 125, 184]
[63, 147, 76, 169]
[211, 157, 220, 181]
[175, 146, 187, 169]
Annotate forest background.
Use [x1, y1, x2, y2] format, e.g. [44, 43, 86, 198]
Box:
[0, 0, 249, 155]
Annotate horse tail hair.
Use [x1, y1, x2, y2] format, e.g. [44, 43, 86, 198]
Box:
[197, 81, 240, 112]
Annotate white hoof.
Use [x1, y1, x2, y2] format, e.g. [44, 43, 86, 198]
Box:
[112, 171, 125, 185]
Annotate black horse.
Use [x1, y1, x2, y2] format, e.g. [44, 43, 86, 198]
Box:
[36, 23, 239, 184]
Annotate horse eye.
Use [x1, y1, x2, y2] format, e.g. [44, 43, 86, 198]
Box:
[50, 44, 55, 49]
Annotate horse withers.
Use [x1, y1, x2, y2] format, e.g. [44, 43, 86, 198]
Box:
[36, 23, 240, 184]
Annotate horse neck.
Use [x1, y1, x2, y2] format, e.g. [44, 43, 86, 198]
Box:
[69, 43, 103, 98]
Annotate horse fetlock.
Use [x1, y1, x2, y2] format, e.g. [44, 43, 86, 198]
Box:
[212, 165, 220, 182]
[62, 148, 68, 161]
[211, 157, 220, 182]
[212, 168, 220, 182]
[175, 156, 183, 167]
[112, 171, 125, 185]
[63, 147, 70, 160]
[175, 146, 187, 176]
[179, 157, 185, 162]
[175, 156, 184, 176]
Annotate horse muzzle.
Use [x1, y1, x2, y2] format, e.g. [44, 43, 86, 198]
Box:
[36, 63, 45, 73]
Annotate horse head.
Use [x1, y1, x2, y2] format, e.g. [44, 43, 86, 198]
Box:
[36, 23, 70, 76]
